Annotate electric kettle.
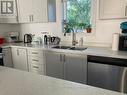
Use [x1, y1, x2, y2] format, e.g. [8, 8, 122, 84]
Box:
[24, 34, 32, 43]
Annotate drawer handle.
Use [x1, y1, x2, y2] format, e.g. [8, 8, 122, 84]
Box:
[33, 66, 39, 69]
[32, 52, 38, 54]
[32, 59, 39, 62]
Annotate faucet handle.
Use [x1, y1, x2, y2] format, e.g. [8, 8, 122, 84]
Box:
[72, 40, 78, 46]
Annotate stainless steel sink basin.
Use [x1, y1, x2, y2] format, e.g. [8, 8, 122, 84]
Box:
[52, 46, 87, 51]
[69, 47, 87, 51]
[52, 46, 71, 49]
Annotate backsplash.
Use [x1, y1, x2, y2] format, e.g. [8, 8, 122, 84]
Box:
[0, 24, 19, 37]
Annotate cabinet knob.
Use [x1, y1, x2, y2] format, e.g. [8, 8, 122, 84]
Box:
[63, 55, 66, 62]
[29, 15, 33, 22]
[60, 54, 62, 62]
[29, 15, 31, 22]
[17, 50, 19, 55]
[32, 15, 34, 21]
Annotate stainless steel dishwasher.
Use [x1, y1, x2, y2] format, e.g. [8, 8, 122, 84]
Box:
[87, 55, 127, 93]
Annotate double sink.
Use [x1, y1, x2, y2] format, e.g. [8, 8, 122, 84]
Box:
[52, 45, 87, 51]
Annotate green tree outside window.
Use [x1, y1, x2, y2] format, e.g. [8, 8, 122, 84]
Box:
[64, 0, 91, 34]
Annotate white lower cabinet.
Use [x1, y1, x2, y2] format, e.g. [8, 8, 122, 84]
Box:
[2, 47, 13, 67]
[45, 51, 64, 79]
[11, 47, 28, 71]
[3, 46, 87, 83]
[45, 51, 87, 84]
[28, 49, 45, 75]
[11, 47, 45, 75]
[64, 54, 87, 84]
[29, 63, 45, 75]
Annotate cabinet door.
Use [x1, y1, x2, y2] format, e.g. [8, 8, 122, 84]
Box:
[64, 54, 87, 84]
[45, 51, 64, 79]
[12, 47, 28, 71]
[2, 47, 13, 67]
[11, 47, 19, 69]
[28, 56, 45, 75]
[18, 48, 28, 71]
[32, 0, 48, 23]
[99, 0, 127, 19]
[29, 63, 45, 75]
[17, 0, 33, 23]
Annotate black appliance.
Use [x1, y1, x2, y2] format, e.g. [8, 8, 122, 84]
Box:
[0, 48, 3, 66]
[24, 34, 32, 43]
[119, 34, 127, 51]
[44, 35, 48, 45]
[122, 29, 127, 34]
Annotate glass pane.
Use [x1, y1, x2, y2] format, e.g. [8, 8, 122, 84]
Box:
[48, 0, 56, 22]
[63, 0, 91, 33]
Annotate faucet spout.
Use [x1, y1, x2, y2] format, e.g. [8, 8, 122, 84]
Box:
[72, 29, 78, 46]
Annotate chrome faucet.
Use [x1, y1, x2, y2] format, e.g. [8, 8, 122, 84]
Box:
[72, 29, 78, 46]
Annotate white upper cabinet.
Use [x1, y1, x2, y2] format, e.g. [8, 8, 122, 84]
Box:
[0, 0, 18, 23]
[32, 0, 48, 23]
[17, 0, 33, 23]
[99, 0, 127, 19]
[17, 0, 56, 23]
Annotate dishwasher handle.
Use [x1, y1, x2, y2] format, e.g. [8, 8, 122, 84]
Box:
[87, 55, 127, 67]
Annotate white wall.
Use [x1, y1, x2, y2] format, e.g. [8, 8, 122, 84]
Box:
[10, 0, 127, 47]
[0, 24, 19, 37]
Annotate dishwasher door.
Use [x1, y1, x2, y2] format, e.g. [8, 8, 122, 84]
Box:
[87, 56, 127, 93]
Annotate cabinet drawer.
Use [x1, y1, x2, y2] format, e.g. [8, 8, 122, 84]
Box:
[29, 64, 45, 75]
[28, 49, 43, 57]
[28, 56, 44, 65]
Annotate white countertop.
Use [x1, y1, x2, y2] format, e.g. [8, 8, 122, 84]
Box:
[1, 43, 127, 59]
[0, 66, 126, 95]
[85, 47, 127, 59]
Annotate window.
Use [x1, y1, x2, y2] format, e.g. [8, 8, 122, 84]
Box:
[62, 0, 92, 34]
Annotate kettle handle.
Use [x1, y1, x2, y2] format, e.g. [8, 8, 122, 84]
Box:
[44, 35, 48, 45]
[51, 37, 56, 42]
[24, 35, 26, 43]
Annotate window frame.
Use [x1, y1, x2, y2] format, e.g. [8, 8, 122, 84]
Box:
[62, 0, 97, 35]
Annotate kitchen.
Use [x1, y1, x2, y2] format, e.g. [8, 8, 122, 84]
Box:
[0, 0, 127, 95]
